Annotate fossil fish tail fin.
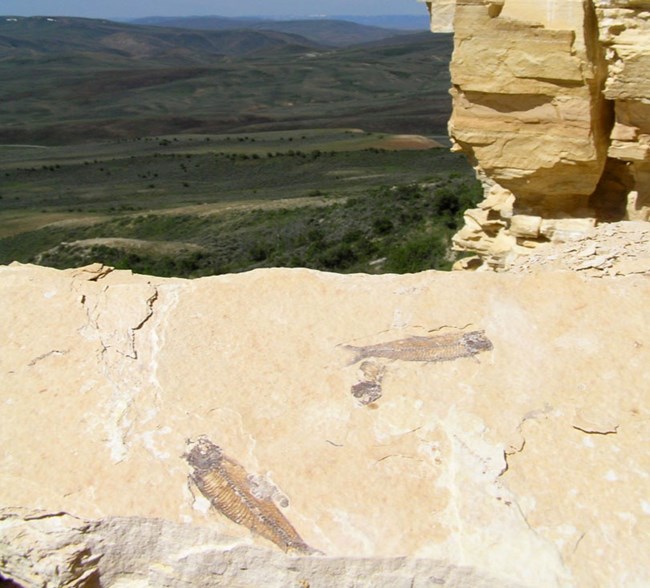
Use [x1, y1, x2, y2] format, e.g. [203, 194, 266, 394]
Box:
[341, 345, 366, 366]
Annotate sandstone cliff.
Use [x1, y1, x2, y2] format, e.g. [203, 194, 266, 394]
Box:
[424, 0, 650, 268]
[1, 262, 649, 587]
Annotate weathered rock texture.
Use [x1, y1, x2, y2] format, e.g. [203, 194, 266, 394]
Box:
[420, 0, 455, 32]
[1, 263, 649, 587]
[424, 0, 650, 268]
[596, 1, 650, 221]
[506, 219, 650, 275]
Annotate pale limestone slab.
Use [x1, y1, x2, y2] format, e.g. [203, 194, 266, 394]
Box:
[1, 264, 648, 587]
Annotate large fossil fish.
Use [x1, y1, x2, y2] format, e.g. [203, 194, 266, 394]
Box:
[343, 330, 493, 365]
[185, 436, 314, 554]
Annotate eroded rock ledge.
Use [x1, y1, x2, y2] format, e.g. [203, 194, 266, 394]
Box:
[1, 263, 648, 587]
[423, 0, 650, 269]
[0, 509, 519, 588]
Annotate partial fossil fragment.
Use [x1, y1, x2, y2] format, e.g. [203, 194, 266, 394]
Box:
[351, 380, 383, 405]
[344, 330, 493, 365]
[351, 360, 385, 405]
[184, 436, 314, 554]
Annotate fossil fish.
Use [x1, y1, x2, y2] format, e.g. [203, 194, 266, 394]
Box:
[344, 330, 493, 365]
[185, 436, 313, 554]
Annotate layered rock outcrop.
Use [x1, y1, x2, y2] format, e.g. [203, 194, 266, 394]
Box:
[423, 0, 650, 268]
[597, 1, 650, 220]
[1, 263, 649, 587]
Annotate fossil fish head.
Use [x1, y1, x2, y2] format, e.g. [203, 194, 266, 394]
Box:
[460, 330, 493, 353]
[184, 436, 224, 471]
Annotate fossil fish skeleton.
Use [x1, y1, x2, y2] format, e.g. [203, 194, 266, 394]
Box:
[343, 330, 493, 365]
[184, 436, 314, 554]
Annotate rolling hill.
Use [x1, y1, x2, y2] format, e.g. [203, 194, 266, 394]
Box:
[0, 16, 324, 62]
[0, 16, 474, 278]
[129, 16, 412, 47]
[0, 17, 453, 144]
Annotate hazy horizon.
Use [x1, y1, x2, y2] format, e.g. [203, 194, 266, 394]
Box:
[0, 0, 426, 19]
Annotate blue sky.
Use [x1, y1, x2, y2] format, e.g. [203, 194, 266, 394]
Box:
[0, 0, 425, 18]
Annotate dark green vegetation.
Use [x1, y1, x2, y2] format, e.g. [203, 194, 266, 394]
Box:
[24, 178, 480, 276]
[0, 17, 477, 277]
[0, 17, 452, 144]
[0, 131, 481, 276]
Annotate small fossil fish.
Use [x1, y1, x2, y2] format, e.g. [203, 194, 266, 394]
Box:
[185, 436, 314, 554]
[344, 330, 493, 365]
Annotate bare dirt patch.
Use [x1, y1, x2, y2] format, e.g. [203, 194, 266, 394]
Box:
[63, 237, 205, 255]
[0, 212, 106, 239]
[145, 196, 339, 218]
[374, 135, 443, 150]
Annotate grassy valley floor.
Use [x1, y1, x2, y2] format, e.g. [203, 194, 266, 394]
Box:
[0, 130, 480, 276]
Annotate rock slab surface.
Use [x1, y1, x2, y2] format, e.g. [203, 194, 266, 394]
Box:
[1, 263, 648, 587]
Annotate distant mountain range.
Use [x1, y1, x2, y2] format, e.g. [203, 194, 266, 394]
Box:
[128, 14, 430, 31]
[327, 15, 430, 30]
[128, 16, 417, 48]
[0, 16, 324, 61]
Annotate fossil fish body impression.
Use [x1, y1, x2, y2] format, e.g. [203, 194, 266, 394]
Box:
[185, 436, 313, 554]
[344, 330, 493, 365]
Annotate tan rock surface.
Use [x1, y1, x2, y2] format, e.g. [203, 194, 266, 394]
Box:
[424, 0, 650, 268]
[596, 0, 650, 223]
[1, 263, 649, 586]
[506, 220, 650, 275]
[421, 0, 455, 32]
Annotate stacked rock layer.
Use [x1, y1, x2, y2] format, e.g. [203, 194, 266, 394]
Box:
[424, 0, 650, 268]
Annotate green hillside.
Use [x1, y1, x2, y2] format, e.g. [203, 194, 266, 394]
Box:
[0, 17, 453, 144]
[0, 17, 473, 277]
[0, 130, 480, 276]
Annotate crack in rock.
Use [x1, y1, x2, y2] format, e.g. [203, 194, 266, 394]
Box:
[72, 280, 163, 462]
[122, 287, 159, 360]
[27, 349, 68, 367]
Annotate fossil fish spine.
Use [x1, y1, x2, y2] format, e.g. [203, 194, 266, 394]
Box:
[185, 436, 313, 554]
